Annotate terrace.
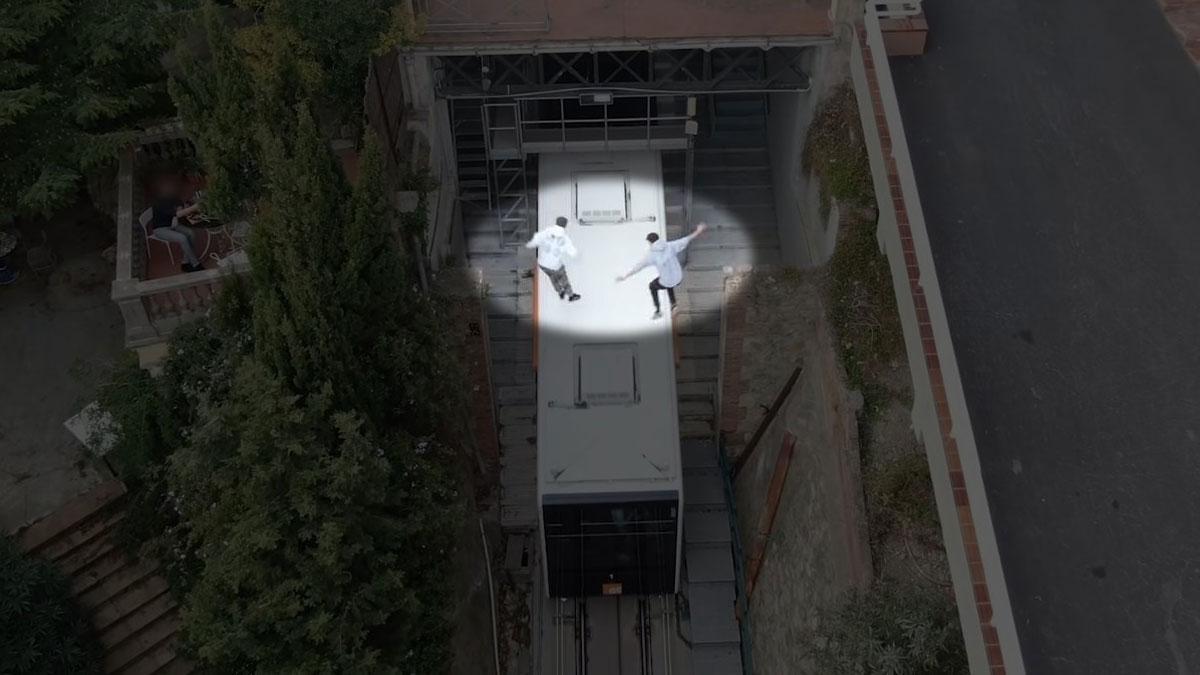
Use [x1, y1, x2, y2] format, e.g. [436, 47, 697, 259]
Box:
[109, 123, 251, 352]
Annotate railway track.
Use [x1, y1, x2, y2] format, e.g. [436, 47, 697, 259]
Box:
[552, 595, 675, 675]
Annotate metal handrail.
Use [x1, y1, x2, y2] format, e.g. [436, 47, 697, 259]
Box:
[715, 403, 755, 675]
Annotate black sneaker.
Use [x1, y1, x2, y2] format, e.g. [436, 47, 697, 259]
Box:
[568, 293, 581, 302]
[182, 263, 202, 273]
[559, 290, 566, 300]
[651, 309, 662, 320]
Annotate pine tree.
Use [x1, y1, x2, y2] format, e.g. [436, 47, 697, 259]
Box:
[0, 0, 180, 216]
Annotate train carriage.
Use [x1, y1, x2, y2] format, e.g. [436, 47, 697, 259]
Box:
[535, 151, 684, 598]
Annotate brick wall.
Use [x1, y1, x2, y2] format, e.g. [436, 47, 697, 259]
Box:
[854, 19, 1014, 674]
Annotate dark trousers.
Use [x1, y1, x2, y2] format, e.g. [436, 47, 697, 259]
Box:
[540, 264, 574, 297]
[649, 277, 677, 311]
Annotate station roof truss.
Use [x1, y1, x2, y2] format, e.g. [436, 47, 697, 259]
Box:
[433, 46, 812, 99]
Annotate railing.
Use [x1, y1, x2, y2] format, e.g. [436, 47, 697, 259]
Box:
[509, 98, 692, 153]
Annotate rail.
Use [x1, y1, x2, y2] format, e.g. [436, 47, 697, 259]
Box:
[714, 385, 754, 675]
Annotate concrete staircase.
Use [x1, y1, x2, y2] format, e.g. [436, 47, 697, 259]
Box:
[682, 438, 744, 675]
[463, 158, 540, 531]
[663, 94, 781, 440]
[15, 481, 191, 674]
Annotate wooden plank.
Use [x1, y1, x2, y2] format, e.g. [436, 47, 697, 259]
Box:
[745, 432, 796, 597]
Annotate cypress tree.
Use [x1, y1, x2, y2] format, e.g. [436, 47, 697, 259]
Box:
[249, 104, 455, 434]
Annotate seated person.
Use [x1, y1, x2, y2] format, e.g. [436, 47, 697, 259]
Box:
[149, 178, 204, 273]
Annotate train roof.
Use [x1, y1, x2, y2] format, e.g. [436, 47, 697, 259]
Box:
[536, 151, 682, 497]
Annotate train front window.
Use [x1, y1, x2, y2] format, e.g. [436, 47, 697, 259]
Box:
[543, 496, 679, 597]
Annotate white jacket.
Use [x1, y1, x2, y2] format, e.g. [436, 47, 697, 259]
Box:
[627, 232, 697, 288]
[525, 225, 578, 270]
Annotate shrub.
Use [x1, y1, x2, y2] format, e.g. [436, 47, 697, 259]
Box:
[806, 580, 968, 675]
[803, 82, 875, 218]
[0, 536, 101, 675]
[868, 452, 940, 547]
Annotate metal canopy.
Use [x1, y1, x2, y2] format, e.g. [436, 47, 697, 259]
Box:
[435, 47, 811, 98]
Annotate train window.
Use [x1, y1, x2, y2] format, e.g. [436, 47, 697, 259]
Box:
[574, 343, 639, 406]
[543, 496, 679, 597]
[574, 171, 628, 223]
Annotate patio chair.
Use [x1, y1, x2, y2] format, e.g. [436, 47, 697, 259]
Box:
[138, 207, 176, 268]
[25, 229, 55, 275]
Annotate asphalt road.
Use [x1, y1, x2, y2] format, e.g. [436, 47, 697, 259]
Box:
[889, 1, 1200, 672]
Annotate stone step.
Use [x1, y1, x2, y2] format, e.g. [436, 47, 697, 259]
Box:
[666, 185, 773, 206]
[677, 380, 719, 401]
[684, 468, 726, 506]
[499, 423, 537, 446]
[92, 575, 170, 633]
[102, 609, 180, 673]
[496, 384, 536, 405]
[488, 317, 533, 341]
[17, 480, 126, 555]
[682, 439, 720, 469]
[662, 167, 773, 188]
[120, 637, 187, 675]
[501, 504, 537, 530]
[501, 442, 537, 464]
[691, 227, 780, 251]
[686, 544, 736, 583]
[690, 642, 743, 675]
[689, 246, 781, 267]
[684, 509, 733, 545]
[676, 289, 724, 313]
[680, 334, 721, 356]
[679, 399, 716, 419]
[79, 558, 157, 610]
[490, 340, 533, 364]
[680, 419, 713, 438]
[497, 404, 536, 424]
[491, 363, 534, 386]
[688, 581, 740, 645]
[97, 591, 175, 650]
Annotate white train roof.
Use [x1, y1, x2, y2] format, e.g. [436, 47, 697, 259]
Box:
[535, 151, 682, 498]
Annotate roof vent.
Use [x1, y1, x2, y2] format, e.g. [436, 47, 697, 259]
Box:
[575, 171, 628, 223]
[574, 343, 640, 406]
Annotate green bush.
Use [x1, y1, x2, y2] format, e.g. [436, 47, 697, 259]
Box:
[0, 537, 101, 675]
[806, 580, 968, 675]
[869, 452, 940, 546]
[803, 82, 876, 218]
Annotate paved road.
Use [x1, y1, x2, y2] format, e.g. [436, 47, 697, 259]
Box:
[889, 1, 1200, 672]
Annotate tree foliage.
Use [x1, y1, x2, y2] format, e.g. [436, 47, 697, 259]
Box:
[806, 580, 968, 675]
[251, 106, 456, 435]
[0, 0, 181, 216]
[0, 536, 101, 675]
[169, 361, 460, 672]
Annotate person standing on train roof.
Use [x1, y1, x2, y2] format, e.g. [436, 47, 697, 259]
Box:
[616, 223, 708, 319]
[525, 215, 581, 302]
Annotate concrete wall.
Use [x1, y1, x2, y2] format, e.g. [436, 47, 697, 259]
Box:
[732, 315, 872, 674]
[766, 44, 850, 268]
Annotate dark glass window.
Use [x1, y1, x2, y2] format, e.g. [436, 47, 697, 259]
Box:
[544, 497, 678, 597]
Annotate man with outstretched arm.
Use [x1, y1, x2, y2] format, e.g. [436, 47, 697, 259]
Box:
[525, 215, 581, 302]
[616, 223, 708, 319]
